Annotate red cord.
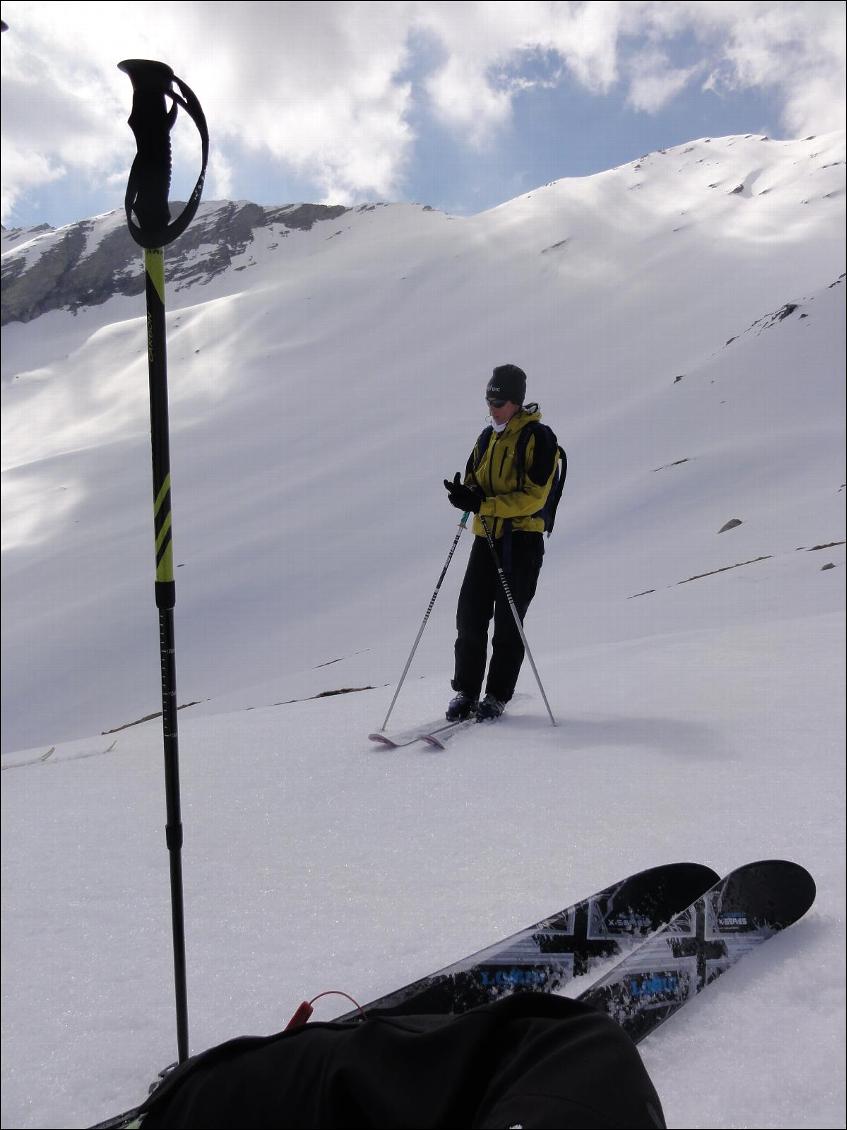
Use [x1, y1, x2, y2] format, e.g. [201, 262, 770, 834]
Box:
[285, 990, 366, 1030]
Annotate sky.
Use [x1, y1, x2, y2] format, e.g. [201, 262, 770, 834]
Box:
[1, 1, 845, 230]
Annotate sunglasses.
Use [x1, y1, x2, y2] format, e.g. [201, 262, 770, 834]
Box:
[486, 398, 507, 408]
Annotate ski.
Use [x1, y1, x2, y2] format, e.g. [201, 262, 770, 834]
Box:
[368, 716, 453, 748]
[368, 730, 423, 749]
[334, 862, 720, 1020]
[420, 717, 478, 748]
[576, 858, 815, 1044]
[369, 715, 476, 748]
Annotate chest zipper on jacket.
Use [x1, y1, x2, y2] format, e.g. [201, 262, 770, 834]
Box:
[488, 437, 511, 495]
[499, 445, 509, 480]
[488, 436, 499, 497]
[486, 437, 512, 538]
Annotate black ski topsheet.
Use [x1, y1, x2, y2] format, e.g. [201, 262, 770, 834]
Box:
[334, 861, 720, 1021]
[578, 858, 816, 1045]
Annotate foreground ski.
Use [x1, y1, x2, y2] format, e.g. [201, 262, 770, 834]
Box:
[91, 864, 717, 1129]
[335, 862, 719, 1020]
[577, 858, 816, 1045]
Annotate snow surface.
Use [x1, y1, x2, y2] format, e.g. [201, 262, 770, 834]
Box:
[2, 131, 845, 1129]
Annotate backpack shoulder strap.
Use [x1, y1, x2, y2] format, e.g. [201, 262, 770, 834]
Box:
[544, 444, 567, 535]
[517, 421, 558, 488]
[516, 422, 567, 535]
[514, 424, 533, 490]
[467, 425, 494, 475]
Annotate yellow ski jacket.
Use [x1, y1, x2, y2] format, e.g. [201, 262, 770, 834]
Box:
[463, 404, 559, 539]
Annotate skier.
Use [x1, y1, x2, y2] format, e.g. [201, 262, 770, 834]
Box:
[443, 364, 561, 722]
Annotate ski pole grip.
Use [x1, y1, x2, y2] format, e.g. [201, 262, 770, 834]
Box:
[119, 59, 209, 249]
[119, 60, 175, 242]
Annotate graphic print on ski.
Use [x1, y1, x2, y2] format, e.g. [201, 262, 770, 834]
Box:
[334, 862, 719, 1020]
[578, 859, 816, 1045]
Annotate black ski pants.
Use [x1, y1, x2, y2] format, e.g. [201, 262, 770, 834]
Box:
[452, 531, 544, 704]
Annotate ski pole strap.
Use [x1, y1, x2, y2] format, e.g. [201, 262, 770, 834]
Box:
[119, 59, 209, 249]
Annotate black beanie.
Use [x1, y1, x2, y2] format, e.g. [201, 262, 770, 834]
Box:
[486, 364, 527, 405]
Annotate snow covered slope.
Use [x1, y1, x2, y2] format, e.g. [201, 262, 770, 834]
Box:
[2, 130, 844, 753]
[1, 132, 845, 1130]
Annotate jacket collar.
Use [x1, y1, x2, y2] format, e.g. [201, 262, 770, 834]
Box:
[502, 403, 541, 435]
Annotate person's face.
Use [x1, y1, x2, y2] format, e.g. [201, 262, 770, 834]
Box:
[487, 398, 520, 426]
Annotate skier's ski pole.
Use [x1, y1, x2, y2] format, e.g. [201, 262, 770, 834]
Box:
[119, 58, 208, 1065]
[380, 513, 470, 731]
[478, 514, 557, 726]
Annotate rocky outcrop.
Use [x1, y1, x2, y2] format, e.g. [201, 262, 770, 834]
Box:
[1, 201, 350, 326]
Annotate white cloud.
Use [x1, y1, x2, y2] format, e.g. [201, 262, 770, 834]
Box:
[1, 0, 417, 219]
[680, 0, 846, 133]
[626, 48, 703, 114]
[1, 1, 844, 224]
[178, 2, 417, 202]
[1, 147, 65, 220]
[208, 151, 234, 203]
[414, 1, 625, 143]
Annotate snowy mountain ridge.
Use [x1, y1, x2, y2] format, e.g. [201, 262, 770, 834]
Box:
[1, 201, 352, 324]
[2, 129, 843, 326]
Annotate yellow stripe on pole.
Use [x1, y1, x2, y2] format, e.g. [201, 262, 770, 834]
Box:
[155, 511, 173, 555]
[156, 540, 174, 584]
[145, 247, 166, 303]
[154, 474, 171, 518]
[154, 474, 173, 582]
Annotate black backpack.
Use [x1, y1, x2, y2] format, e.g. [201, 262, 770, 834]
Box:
[471, 420, 567, 536]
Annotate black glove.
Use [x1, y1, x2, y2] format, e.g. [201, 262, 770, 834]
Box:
[443, 472, 483, 513]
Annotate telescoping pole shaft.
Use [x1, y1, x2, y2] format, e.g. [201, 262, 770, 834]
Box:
[478, 515, 557, 727]
[145, 243, 189, 1064]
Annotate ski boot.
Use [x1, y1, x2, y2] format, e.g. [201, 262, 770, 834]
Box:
[446, 692, 478, 721]
[476, 694, 506, 722]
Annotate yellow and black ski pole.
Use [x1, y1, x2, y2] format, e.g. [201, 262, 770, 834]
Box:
[118, 58, 208, 1064]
